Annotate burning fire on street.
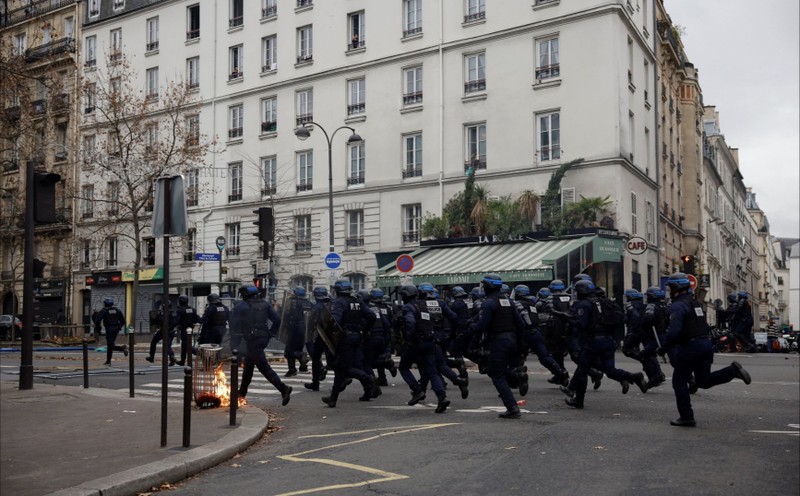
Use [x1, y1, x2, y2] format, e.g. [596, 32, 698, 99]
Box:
[195, 363, 246, 409]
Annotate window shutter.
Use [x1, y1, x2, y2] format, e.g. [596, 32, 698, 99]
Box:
[561, 187, 576, 207]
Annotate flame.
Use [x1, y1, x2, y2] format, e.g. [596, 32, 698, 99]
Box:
[211, 363, 246, 407]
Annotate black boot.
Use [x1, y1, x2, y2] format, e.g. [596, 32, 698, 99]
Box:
[408, 389, 426, 406]
[590, 370, 603, 390]
[559, 385, 574, 398]
[498, 406, 521, 419]
[620, 380, 630, 395]
[565, 397, 583, 409]
[377, 377, 389, 387]
[518, 368, 529, 397]
[456, 377, 469, 399]
[281, 386, 292, 406]
[670, 417, 696, 427]
[731, 361, 752, 384]
[632, 372, 648, 393]
[322, 393, 337, 408]
[304, 382, 320, 391]
[435, 396, 450, 413]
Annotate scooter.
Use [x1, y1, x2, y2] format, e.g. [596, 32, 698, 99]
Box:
[710, 325, 734, 353]
[783, 333, 798, 353]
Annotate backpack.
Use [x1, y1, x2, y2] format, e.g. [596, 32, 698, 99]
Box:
[593, 296, 625, 331]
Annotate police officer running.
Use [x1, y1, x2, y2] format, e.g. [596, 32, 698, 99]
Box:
[448, 286, 472, 380]
[174, 295, 200, 366]
[639, 286, 668, 389]
[622, 289, 665, 389]
[283, 287, 312, 377]
[731, 292, 758, 353]
[471, 273, 526, 419]
[657, 273, 751, 427]
[198, 293, 229, 346]
[322, 279, 380, 407]
[94, 298, 128, 365]
[513, 284, 570, 387]
[304, 287, 331, 391]
[230, 283, 292, 406]
[146, 301, 176, 365]
[362, 288, 396, 387]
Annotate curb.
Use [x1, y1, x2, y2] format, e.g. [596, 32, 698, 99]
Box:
[45, 408, 269, 496]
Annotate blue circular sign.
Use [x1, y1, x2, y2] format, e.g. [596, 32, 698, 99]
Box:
[324, 252, 342, 269]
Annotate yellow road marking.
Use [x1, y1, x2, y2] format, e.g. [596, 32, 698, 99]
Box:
[274, 423, 459, 496]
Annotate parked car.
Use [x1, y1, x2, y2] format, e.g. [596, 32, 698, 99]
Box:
[0, 315, 23, 340]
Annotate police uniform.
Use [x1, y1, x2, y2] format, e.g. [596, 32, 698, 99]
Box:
[659, 290, 751, 426]
[230, 288, 291, 405]
[515, 296, 569, 384]
[175, 300, 200, 365]
[147, 304, 176, 365]
[731, 296, 758, 353]
[199, 301, 230, 345]
[94, 303, 128, 364]
[284, 294, 312, 376]
[304, 294, 331, 391]
[418, 293, 468, 399]
[363, 296, 393, 386]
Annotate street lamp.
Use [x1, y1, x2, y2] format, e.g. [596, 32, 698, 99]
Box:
[294, 122, 362, 253]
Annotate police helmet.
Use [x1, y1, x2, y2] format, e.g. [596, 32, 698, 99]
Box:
[573, 280, 597, 297]
[537, 288, 552, 299]
[500, 284, 510, 295]
[666, 272, 692, 293]
[399, 285, 418, 301]
[358, 289, 371, 301]
[418, 282, 435, 298]
[549, 279, 566, 292]
[737, 291, 748, 300]
[645, 287, 665, 301]
[178, 294, 189, 306]
[312, 286, 330, 301]
[595, 287, 607, 298]
[293, 286, 307, 298]
[482, 273, 503, 291]
[207, 293, 221, 304]
[239, 283, 260, 299]
[333, 279, 353, 295]
[727, 292, 738, 304]
[103, 298, 114, 307]
[572, 274, 592, 285]
[431, 288, 440, 299]
[514, 285, 531, 298]
[451, 286, 467, 298]
[369, 288, 384, 302]
[624, 289, 643, 301]
[469, 287, 485, 300]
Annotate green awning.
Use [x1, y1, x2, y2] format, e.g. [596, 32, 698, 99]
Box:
[375, 236, 597, 287]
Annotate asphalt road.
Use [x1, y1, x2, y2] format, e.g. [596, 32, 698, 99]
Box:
[3, 350, 798, 495]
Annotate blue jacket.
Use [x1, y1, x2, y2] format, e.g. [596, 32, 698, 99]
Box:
[471, 292, 525, 337]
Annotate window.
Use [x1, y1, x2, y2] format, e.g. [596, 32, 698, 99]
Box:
[12, 33, 26, 56]
[645, 200, 655, 244]
[295, 215, 312, 252]
[186, 115, 200, 146]
[187, 5, 200, 39]
[229, 45, 243, 80]
[631, 192, 638, 235]
[464, 123, 486, 171]
[82, 135, 95, 165]
[183, 228, 196, 262]
[106, 237, 118, 267]
[113, 0, 124, 9]
[262, 35, 277, 72]
[108, 182, 120, 216]
[348, 11, 365, 50]
[88, 0, 100, 17]
[229, 0, 243, 28]
[228, 162, 242, 202]
[347, 142, 365, 185]
[146, 67, 159, 99]
[187, 57, 200, 88]
[403, 133, 422, 178]
[110, 29, 122, 61]
[296, 88, 313, 125]
[145, 123, 158, 155]
[226, 223, 240, 256]
[402, 204, 422, 244]
[464, 0, 485, 22]
[262, 155, 277, 195]
[561, 187, 575, 207]
[627, 37, 634, 87]
[403, 66, 423, 105]
[404, 0, 422, 37]
[347, 274, 366, 291]
[346, 210, 364, 248]
[82, 239, 93, 268]
[464, 52, 486, 93]
[84, 83, 96, 114]
[146, 17, 159, 51]
[261, 97, 277, 133]
[290, 276, 313, 294]
[537, 111, 560, 162]
[535, 37, 559, 79]
[84, 36, 96, 66]
[64, 17, 75, 39]
[110, 77, 121, 95]
[228, 104, 243, 139]
[297, 25, 313, 63]
[644, 61, 650, 103]
[142, 238, 156, 265]
[262, 0, 277, 18]
[347, 78, 365, 115]
[81, 185, 94, 219]
[186, 168, 199, 206]
[297, 151, 313, 191]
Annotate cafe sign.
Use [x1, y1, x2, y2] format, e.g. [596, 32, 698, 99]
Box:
[625, 236, 648, 255]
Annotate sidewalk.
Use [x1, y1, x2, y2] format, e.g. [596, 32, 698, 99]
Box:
[0, 378, 269, 496]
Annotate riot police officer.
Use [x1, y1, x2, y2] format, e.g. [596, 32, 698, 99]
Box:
[283, 287, 312, 377]
[322, 279, 379, 407]
[363, 288, 396, 387]
[146, 301, 175, 365]
[230, 283, 291, 406]
[304, 287, 331, 391]
[513, 284, 569, 386]
[622, 289, 659, 385]
[199, 293, 229, 346]
[560, 280, 647, 409]
[397, 284, 450, 413]
[639, 286, 668, 388]
[448, 286, 471, 379]
[174, 294, 200, 366]
[657, 273, 751, 427]
[731, 292, 758, 353]
[471, 273, 526, 419]
[94, 298, 128, 365]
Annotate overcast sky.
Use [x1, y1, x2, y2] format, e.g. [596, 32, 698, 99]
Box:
[666, 0, 800, 239]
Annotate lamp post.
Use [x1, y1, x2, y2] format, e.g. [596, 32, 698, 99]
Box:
[294, 122, 362, 253]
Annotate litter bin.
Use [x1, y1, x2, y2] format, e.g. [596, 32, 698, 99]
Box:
[193, 344, 227, 409]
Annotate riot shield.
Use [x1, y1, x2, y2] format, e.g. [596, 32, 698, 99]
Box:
[315, 304, 344, 357]
[304, 306, 317, 344]
[276, 292, 292, 344]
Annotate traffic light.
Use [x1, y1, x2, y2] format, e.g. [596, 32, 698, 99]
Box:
[681, 255, 696, 275]
[253, 207, 274, 242]
[33, 172, 61, 224]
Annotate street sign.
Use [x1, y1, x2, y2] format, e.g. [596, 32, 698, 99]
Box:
[215, 236, 226, 251]
[688, 274, 698, 290]
[325, 252, 342, 269]
[396, 254, 414, 273]
[195, 253, 221, 262]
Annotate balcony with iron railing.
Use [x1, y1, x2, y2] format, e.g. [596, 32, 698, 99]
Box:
[183, 252, 195, 263]
[294, 240, 312, 252]
[84, 58, 96, 68]
[464, 79, 486, 93]
[2, 0, 76, 28]
[146, 41, 159, 51]
[32, 99, 46, 114]
[402, 167, 422, 179]
[228, 127, 243, 139]
[347, 173, 365, 186]
[403, 26, 422, 38]
[464, 11, 485, 23]
[225, 246, 240, 257]
[347, 103, 365, 116]
[262, 5, 277, 18]
[52, 93, 69, 112]
[261, 121, 277, 133]
[187, 29, 200, 40]
[228, 192, 242, 202]
[228, 69, 243, 80]
[296, 113, 313, 126]
[105, 259, 117, 267]
[657, 20, 686, 66]
[345, 236, 364, 248]
[535, 64, 560, 80]
[347, 39, 365, 52]
[296, 0, 313, 7]
[229, 16, 243, 28]
[296, 54, 313, 64]
[464, 159, 487, 172]
[402, 231, 420, 244]
[262, 186, 277, 196]
[403, 91, 423, 105]
[296, 181, 312, 192]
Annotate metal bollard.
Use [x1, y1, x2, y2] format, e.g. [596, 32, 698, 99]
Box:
[183, 366, 192, 448]
[82, 338, 89, 389]
[186, 327, 193, 369]
[129, 330, 135, 398]
[230, 350, 239, 427]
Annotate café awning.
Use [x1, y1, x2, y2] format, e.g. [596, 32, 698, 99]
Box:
[375, 236, 599, 287]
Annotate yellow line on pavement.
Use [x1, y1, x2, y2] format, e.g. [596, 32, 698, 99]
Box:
[273, 423, 459, 496]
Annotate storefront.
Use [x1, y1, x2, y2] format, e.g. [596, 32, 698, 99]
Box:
[33, 279, 66, 324]
[85, 271, 125, 331]
[122, 268, 164, 334]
